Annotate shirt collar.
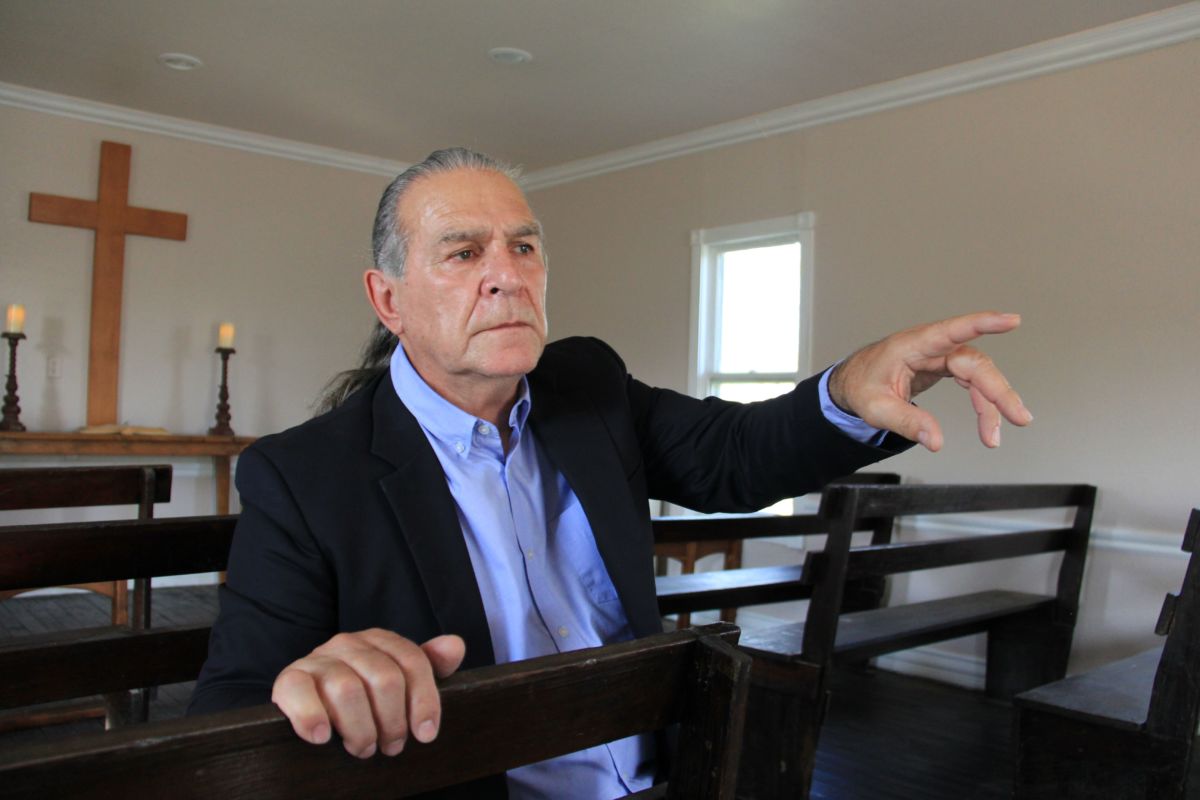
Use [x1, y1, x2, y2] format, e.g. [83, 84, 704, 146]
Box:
[389, 343, 531, 457]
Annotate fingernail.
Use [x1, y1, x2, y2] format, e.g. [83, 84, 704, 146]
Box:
[416, 720, 438, 743]
[1023, 409, 1034, 424]
[311, 723, 331, 744]
[992, 424, 1001, 447]
[383, 738, 406, 756]
[917, 430, 929, 448]
[358, 742, 377, 759]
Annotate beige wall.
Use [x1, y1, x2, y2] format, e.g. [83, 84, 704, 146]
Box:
[530, 40, 1200, 671]
[1, 104, 386, 521]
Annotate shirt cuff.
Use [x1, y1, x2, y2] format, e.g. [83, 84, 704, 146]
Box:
[818, 366, 889, 446]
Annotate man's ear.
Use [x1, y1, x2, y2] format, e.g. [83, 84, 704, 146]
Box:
[364, 269, 404, 335]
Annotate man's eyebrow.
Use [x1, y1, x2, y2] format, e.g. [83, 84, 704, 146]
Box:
[508, 221, 543, 240]
[436, 228, 488, 247]
[434, 221, 541, 247]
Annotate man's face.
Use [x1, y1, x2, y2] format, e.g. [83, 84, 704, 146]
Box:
[390, 168, 548, 403]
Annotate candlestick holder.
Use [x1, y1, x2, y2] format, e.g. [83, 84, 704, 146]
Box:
[208, 346, 235, 436]
[1, 332, 27, 432]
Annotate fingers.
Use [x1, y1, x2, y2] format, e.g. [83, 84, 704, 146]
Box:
[946, 346, 1033, 429]
[832, 311, 1030, 451]
[860, 394, 945, 453]
[271, 629, 459, 759]
[918, 312, 1022, 356]
[272, 666, 333, 745]
[421, 635, 467, 678]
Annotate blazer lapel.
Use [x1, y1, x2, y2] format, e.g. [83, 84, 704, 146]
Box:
[369, 379, 497, 668]
[529, 375, 662, 639]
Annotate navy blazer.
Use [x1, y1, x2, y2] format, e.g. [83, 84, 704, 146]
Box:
[190, 337, 903, 796]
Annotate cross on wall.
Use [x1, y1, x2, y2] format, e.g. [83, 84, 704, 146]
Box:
[28, 141, 188, 427]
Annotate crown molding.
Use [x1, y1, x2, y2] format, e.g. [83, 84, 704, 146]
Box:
[522, 3, 1200, 191]
[0, 81, 409, 177]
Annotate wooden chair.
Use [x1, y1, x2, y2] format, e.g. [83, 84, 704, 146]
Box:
[1014, 508, 1200, 799]
[0, 623, 751, 800]
[0, 465, 172, 626]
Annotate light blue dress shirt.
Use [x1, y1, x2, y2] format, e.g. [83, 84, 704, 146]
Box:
[390, 345, 654, 800]
[390, 345, 884, 799]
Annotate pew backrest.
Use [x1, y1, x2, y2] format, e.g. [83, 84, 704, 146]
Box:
[0, 514, 237, 591]
[653, 472, 901, 618]
[798, 482, 1095, 666]
[1147, 508, 1200, 739]
[0, 623, 752, 800]
[0, 515, 237, 711]
[0, 465, 171, 514]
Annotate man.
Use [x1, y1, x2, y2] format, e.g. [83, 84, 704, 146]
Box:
[190, 148, 1032, 798]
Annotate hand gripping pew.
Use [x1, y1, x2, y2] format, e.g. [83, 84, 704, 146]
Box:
[0, 515, 236, 728]
[1014, 508, 1200, 800]
[733, 482, 1096, 799]
[0, 623, 752, 800]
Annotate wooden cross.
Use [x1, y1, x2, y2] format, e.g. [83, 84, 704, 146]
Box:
[29, 141, 188, 426]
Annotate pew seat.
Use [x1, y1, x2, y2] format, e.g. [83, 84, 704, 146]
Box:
[1013, 508, 1200, 799]
[741, 589, 1056, 664]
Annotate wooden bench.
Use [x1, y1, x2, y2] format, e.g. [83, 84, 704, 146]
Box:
[734, 482, 1096, 799]
[0, 464, 173, 626]
[0, 623, 751, 800]
[0, 515, 236, 727]
[1013, 508, 1200, 799]
[654, 472, 901, 625]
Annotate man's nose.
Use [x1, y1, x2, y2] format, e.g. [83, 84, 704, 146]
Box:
[482, 250, 522, 295]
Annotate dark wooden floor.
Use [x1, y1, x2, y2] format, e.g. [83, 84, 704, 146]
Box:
[2, 590, 1197, 798]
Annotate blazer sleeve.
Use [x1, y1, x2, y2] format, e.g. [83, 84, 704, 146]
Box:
[622, 350, 911, 514]
[188, 444, 338, 715]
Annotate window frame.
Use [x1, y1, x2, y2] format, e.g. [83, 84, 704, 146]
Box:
[688, 213, 815, 399]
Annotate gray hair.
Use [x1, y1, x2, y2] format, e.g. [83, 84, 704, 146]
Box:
[372, 147, 522, 277]
[316, 148, 525, 413]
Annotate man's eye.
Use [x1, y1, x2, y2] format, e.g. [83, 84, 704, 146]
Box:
[451, 250, 474, 261]
[515, 243, 535, 255]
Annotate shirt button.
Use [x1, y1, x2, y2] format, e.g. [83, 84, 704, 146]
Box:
[558, 626, 569, 638]
[525, 549, 534, 560]
[454, 442, 465, 454]
[477, 423, 491, 436]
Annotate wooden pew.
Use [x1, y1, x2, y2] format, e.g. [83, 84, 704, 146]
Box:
[0, 623, 751, 800]
[0, 464, 173, 626]
[1013, 508, 1200, 799]
[734, 482, 1096, 799]
[654, 472, 901, 623]
[0, 515, 236, 723]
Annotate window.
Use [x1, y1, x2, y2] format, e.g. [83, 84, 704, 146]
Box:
[689, 214, 813, 402]
[689, 214, 813, 517]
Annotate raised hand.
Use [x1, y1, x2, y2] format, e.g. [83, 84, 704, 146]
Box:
[828, 311, 1033, 452]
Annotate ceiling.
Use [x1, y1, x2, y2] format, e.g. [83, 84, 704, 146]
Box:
[0, 0, 1192, 172]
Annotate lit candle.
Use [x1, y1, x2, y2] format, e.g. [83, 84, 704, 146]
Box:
[217, 322, 235, 349]
[5, 304, 25, 334]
